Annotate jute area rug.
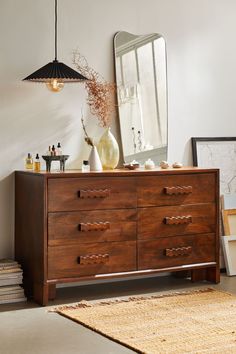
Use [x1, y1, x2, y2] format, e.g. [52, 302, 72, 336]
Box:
[54, 289, 236, 354]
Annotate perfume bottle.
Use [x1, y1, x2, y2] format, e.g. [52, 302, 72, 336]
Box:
[51, 145, 56, 156]
[34, 154, 41, 172]
[82, 160, 90, 172]
[57, 142, 62, 155]
[25, 153, 33, 170]
[47, 146, 52, 156]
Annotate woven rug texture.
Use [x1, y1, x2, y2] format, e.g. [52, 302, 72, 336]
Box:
[54, 289, 236, 354]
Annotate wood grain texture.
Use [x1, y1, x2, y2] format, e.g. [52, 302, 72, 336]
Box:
[47, 263, 217, 285]
[137, 173, 216, 207]
[48, 241, 136, 279]
[48, 209, 137, 246]
[48, 177, 137, 211]
[164, 186, 193, 195]
[15, 168, 220, 305]
[165, 246, 192, 257]
[16, 167, 219, 178]
[15, 172, 47, 303]
[138, 203, 216, 239]
[78, 189, 110, 199]
[79, 254, 109, 265]
[79, 222, 110, 232]
[222, 209, 236, 235]
[191, 267, 220, 283]
[164, 215, 192, 225]
[138, 233, 216, 270]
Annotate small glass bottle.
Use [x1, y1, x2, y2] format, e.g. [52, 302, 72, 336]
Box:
[57, 142, 62, 156]
[25, 153, 33, 170]
[82, 160, 90, 172]
[34, 153, 41, 172]
[47, 146, 51, 156]
[51, 145, 56, 156]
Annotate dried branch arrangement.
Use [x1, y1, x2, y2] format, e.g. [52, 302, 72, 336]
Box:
[73, 51, 116, 127]
[81, 113, 94, 147]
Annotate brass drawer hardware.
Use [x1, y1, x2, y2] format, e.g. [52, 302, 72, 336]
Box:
[78, 253, 109, 265]
[165, 246, 192, 257]
[78, 222, 110, 232]
[164, 215, 192, 225]
[164, 186, 193, 195]
[78, 189, 110, 199]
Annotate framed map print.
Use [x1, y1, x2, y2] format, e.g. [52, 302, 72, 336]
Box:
[192, 137, 236, 194]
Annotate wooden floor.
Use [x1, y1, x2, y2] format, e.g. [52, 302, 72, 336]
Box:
[0, 273, 235, 354]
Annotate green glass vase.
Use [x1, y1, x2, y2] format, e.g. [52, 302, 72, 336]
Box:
[97, 128, 119, 169]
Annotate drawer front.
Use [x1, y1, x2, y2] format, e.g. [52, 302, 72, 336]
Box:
[138, 233, 216, 270]
[138, 203, 216, 239]
[137, 173, 216, 207]
[48, 209, 137, 246]
[48, 241, 136, 279]
[48, 177, 137, 212]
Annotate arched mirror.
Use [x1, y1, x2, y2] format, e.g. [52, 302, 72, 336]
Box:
[114, 31, 168, 164]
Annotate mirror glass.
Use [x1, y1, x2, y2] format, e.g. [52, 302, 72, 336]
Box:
[114, 31, 168, 164]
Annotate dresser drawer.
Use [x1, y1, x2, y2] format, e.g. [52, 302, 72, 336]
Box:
[48, 209, 137, 246]
[137, 173, 216, 207]
[48, 177, 137, 212]
[138, 233, 216, 270]
[48, 241, 136, 279]
[138, 203, 215, 239]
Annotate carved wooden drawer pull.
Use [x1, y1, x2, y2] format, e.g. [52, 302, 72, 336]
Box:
[165, 246, 192, 257]
[78, 222, 110, 232]
[164, 215, 192, 225]
[164, 186, 193, 195]
[78, 189, 110, 199]
[78, 253, 109, 265]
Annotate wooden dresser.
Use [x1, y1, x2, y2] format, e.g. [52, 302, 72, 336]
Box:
[15, 168, 220, 305]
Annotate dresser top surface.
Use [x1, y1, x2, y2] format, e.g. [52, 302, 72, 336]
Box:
[15, 167, 219, 178]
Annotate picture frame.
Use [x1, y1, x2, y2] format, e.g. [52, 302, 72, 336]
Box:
[221, 194, 236, 210]
[222, 209, 236, 235]
[221, 236, 236, 276]
[191, 137, 236, 194]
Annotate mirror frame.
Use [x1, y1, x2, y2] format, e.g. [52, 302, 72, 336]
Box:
[113, 31, 168, 165]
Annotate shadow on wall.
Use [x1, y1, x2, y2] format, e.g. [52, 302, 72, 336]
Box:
[183, 139, 194, 166]
[0, 82, 119, 258]
[0, 82, 89, 258]
[0, 173, 14, 258]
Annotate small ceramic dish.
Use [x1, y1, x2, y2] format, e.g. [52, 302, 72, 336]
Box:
[123, 163, 140, 170]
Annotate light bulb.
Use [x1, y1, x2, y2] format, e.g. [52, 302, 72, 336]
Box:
[46, 79, 64, 92]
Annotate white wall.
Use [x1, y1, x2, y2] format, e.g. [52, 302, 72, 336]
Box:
[1, 0, 236, 257]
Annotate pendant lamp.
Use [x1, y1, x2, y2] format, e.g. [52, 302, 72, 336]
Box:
[23, 0, 88, 92]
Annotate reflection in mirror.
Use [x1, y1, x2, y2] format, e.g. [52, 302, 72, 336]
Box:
[114, 31, 168, 164]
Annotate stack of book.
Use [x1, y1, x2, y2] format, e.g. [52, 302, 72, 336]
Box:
[0, 259, 26, 304]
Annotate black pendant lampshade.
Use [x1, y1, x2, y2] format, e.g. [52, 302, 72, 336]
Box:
[23, 0, 88, 92]
[23, 60, 87, 82]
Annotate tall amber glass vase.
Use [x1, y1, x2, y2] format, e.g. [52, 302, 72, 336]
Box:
[97, 128, 119, 169]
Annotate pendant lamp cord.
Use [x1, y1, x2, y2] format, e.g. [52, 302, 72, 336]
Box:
[55, 0, 57, 60]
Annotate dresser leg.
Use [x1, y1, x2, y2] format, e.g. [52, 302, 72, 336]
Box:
[33, 283, 50, 306]
[191, 269, 206, 282]
[206, 267, 220, 283]
[48, 284, 56, 300]
[191, 267, 220, 284]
